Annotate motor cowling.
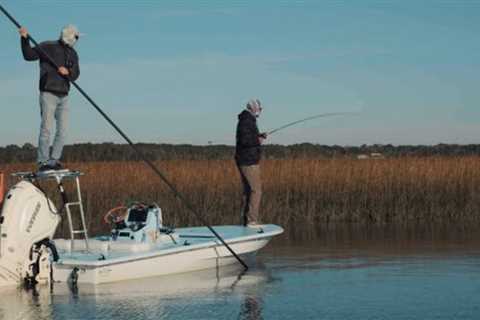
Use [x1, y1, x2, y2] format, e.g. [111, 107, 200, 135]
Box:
[0, 180, 60, 286]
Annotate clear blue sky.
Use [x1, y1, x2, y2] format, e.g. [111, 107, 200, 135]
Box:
[0, 0, 479, 146]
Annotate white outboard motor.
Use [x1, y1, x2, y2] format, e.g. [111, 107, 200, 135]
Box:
[0, 180, 60, 287]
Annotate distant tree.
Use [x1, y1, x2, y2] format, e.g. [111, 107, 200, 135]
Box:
[22, 143, 35, 150]
[0, 142, 480, 164]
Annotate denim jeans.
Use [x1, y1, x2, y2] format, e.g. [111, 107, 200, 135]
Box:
[38, 91, 69, 164]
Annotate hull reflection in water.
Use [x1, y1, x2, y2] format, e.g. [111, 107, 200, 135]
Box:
[1, 238, 480, 320]
[0, 263, 273, 320]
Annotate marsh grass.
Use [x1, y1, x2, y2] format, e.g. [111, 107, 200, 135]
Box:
[1, 156, 480, 237]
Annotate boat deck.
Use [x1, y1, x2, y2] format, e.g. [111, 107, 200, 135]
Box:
[55, 224, 283, 267]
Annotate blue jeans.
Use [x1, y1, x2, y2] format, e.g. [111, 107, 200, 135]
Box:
[38, 92, 69, 164]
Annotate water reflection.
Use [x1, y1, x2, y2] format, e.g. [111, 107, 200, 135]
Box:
[238, 294, 263, 320]
[0, 262, 274, 320]
[1, 224, 480, 319]
[270, 223, 480, 257]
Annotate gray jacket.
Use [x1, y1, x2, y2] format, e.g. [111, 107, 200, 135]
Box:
[21, 38, 80, 96]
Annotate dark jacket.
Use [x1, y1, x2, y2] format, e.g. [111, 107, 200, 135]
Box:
[235, 110, 262, 166]
[21, 38, 80, 96]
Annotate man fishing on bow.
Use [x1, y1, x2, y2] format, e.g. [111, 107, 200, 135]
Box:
[19, 25, 81, 172]
[235, 99, 267, 228]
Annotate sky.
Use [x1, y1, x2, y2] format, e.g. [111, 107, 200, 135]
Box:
[0, 0, 479, 146]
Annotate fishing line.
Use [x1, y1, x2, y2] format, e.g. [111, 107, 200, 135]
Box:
[0, 4, 249, 270]
[266, 112, 359, 136]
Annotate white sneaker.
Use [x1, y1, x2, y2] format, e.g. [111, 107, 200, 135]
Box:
[247, 222, 263, 228]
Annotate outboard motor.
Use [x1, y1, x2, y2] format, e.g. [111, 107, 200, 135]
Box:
[0, 180, 60, 287]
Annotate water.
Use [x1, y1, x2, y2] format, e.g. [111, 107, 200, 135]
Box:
[1, 226, 480, 320]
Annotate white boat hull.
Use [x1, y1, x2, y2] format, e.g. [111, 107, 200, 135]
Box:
[52, 225, 283, 284]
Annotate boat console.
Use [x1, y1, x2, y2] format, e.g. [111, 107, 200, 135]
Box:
[112, 203, 163, 244]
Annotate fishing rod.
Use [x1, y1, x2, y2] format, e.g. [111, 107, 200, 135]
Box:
[266, 112, 359, 136]
[0, 4, 249, 270]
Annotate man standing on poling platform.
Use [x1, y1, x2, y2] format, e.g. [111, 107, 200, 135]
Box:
[235, 99, 267, 228]
[19, 25, 81, 172]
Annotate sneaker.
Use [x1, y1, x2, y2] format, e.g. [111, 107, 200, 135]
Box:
[246, 221, 263, 228]
[247, 222, 264, 233]
[38, 162, 54, 172]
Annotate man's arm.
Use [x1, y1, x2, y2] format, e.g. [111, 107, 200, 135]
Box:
[19, 27, 39, 61]
[258, 132, 268, 144]
[68, 51, 80, 81]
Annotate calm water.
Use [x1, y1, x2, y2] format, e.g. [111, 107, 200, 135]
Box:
[1, 226, 480, 320]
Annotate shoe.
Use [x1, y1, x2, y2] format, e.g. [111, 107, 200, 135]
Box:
[38, 162, 54, 172]
[38, 164, 55, 172]
[246, 221, 263, 228]
[247, 222, 264, 233]
[51, 161, 63, 170]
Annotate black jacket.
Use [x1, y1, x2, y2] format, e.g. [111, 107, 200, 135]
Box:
[235, 110, 262, 166]
[21, 38, 80, 96]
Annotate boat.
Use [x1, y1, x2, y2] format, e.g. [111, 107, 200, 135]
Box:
[0, 170, 283, 287]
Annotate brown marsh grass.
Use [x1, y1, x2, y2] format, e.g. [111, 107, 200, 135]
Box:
[1, 157, 480, 237]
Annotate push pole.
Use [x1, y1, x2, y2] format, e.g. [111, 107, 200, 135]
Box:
[0, 172, 4, 207]
[0, 4, 249, 270]
[0, 172, 3, 258]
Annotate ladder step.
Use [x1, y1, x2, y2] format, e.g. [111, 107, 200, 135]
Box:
[66, 202, 81, 206]
[72, 230, 88, 234]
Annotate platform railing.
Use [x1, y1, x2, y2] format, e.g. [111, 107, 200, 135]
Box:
[12, 170, 90, 252]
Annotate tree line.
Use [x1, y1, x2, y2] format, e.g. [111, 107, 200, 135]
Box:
[0, 142, 479, 163]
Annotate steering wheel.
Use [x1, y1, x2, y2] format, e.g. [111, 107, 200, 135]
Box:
[103, 206, 128, 224]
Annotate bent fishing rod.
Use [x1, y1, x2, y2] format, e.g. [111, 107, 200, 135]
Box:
[266, 112, 359, 136]
[0, 4, 249, 270]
